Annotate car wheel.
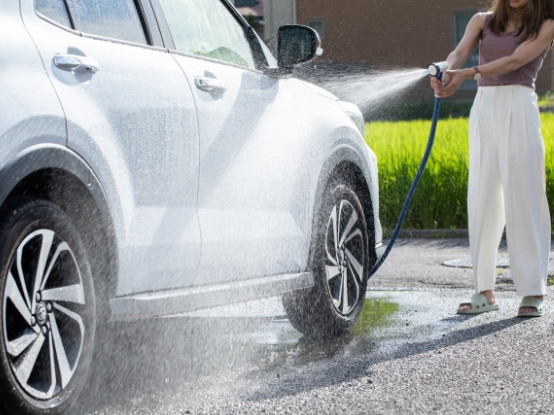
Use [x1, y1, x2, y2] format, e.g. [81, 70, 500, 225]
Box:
[283, 181, 370, 338]
[0, 199, 95, 415]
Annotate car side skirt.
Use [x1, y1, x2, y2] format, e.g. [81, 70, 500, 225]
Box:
[109, 271, 314, 319]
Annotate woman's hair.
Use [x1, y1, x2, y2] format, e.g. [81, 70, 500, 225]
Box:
[489, 0, 553, 40]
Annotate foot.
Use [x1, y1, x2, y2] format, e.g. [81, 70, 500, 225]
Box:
[518, 296, 544, 316]
[458, 290, 496, 312]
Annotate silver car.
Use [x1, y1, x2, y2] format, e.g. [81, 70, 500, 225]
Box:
[0, 0, 382, 413]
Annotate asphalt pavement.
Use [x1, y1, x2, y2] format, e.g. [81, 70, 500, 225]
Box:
[83, 237, 554, 415]
[369, 236, 554, 292]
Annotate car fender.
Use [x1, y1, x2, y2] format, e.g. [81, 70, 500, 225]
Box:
[0, 144, 106, 209]
[307, 136, 383, 260]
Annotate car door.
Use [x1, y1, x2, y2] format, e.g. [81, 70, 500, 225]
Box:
[22, 0, 201, 295]
[155, 0, 312, 286]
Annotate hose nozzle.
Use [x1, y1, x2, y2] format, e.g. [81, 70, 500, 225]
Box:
[427, 61, 449, 78]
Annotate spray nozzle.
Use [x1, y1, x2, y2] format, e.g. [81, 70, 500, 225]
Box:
[427, 61, 449, 78]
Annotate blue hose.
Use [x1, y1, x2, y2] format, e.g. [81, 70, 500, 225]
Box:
[369, 92, 442, 276]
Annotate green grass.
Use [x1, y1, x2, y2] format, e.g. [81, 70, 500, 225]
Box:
[538, 91, 554, 109]
[366, 113, 554, 232]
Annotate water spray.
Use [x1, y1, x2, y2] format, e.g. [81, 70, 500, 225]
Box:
[370, 62, 449, 276]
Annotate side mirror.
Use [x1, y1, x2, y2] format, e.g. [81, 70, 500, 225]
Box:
[277, 25, 321, 69]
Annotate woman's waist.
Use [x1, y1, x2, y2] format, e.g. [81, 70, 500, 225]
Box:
[475, 84, 537, 101]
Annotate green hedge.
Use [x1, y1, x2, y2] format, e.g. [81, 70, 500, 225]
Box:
[365, 99, 473, 121]
[366, 113, 554, 232]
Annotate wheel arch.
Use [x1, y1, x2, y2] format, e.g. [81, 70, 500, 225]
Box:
[0, 145, 118, 314]
[283, 143, 378, 338]
[311, 144, 379, 267]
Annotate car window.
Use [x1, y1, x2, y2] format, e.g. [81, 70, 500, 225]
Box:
[35, 0, 72, 27]
[159, 0, 256, 69]
[64, 0, 147, 44]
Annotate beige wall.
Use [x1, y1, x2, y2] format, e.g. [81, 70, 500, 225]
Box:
[295, 0, 553, 97]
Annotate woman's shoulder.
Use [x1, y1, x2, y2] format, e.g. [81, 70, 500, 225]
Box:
[526, 19, 554, 50]
[467, 11, 489, 31]
[539, 18, 554, 41]
[476, 12, 492, 22]
[540, 18, 554, 31]
[470, 12, 490, 26]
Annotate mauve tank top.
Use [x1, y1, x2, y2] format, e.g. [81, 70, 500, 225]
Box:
[479, 13, 548, 89]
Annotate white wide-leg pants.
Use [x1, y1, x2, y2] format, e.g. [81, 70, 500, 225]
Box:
[468, 85, 551, 297]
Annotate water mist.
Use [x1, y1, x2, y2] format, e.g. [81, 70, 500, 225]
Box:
[310, 67, 430, 118]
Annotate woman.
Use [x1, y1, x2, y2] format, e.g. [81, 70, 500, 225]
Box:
[431, 0, 554, 317]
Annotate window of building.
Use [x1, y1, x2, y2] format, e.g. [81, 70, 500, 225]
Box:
[306, 19, 325, 40]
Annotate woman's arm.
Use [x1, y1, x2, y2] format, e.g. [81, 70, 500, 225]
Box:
[446, 12, 487, 70]
[431, 13, 486, 94]
[436, 19, 554, 98]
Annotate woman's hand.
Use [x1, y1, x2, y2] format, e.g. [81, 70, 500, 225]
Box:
[430, 72, 450, 97]
[432, 69, 470, 98]
[429, 13, 485, 98]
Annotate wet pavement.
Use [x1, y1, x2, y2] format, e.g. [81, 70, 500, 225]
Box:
[80, 238, 554, 415]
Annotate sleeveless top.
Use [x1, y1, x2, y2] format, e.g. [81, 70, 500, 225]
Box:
[479, 13, 548, 89]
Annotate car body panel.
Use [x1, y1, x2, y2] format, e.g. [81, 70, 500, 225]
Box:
[0, 2, 67, 177]
[284, 78, 383, 248]
[171, 55, 313, 286]
[1, 0, 382, 319]
[0, 3, 384, 412]
[21, 0, 202, 295]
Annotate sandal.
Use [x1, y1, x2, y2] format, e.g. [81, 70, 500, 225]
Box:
[517, 296, 544, 318]
[457, 293, 499, 314]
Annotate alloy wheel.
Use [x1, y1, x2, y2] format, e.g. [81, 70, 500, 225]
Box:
[3, 228, 86, 400]
[324, 199, 366, 316]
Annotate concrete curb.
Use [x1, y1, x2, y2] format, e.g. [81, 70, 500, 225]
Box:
[394, 229, 469, 239]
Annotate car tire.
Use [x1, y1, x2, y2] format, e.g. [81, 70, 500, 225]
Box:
[0, 198, 96, 415]
[283, 180, 370, 339]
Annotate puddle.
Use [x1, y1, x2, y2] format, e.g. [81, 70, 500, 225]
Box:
[81, 291, 461, 414]
[352, 296, 400, 335]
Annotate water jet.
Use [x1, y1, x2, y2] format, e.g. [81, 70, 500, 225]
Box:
[370, 62, 448, 275]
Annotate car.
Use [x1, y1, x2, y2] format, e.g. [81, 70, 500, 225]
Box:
[0, 0, 383, 413]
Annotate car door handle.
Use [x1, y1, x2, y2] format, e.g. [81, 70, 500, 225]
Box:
[53, 54, 100, 74]
[194, 76, 225, 93]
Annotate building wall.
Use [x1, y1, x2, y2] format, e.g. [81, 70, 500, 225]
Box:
[295, 0, 553, 97]
[263, 0, 297, 49]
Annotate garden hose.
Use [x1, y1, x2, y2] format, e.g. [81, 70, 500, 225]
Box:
[369, 62, 448, 276]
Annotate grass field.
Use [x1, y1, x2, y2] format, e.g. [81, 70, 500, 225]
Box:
[365, 112, 554, 232]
